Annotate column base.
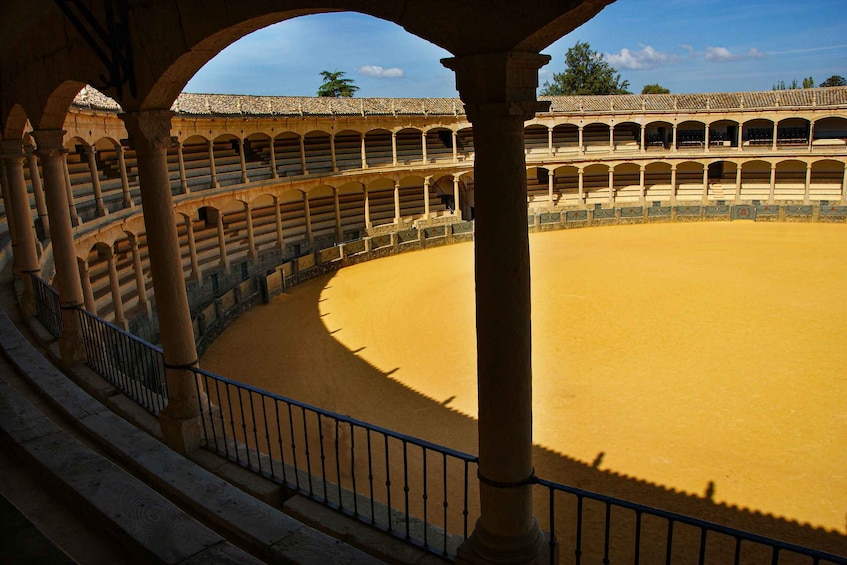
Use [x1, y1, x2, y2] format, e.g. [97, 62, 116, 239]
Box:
[159, 409, 203, 455]
[456, 518, 546, 565]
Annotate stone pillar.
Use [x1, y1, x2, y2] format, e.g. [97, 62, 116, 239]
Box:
[452, 130, 459, 163]
[735, 164, 743, 202]
[2, 141, 41, 316]
[804, 162, 812, 205]
[299, 136, 308, 175]
[129, 234, 151, 318]
[772, 122, 778, 151]
[578, 125, 584, 155]
[443, 50, 548, 564]
[808, 122, 815, 154]
[423, 176, 431, 219]
[547, 169, 554, 204]
[608, 168, 615, 206]
[609, 124, 615, 152]
[421, 132, 428, 164]
[453, 175, 462, 218]
[83, 146, 107, 216]
[639, 165, 646, 204]
[391, 132, 398, 166]
[640, 124, 647, 153]
[672, 123, 678, 153]
[243, 202, 257, 263]
[207, 139, 219, 188]
[78, 258, 97, 314]
[704, 124, 711, 153]
[32, 129, 85, 362]
[274, 198, 285, 252]
[333, 189, 342, 240]
[270, 136, 280, 177]
[120, 110, 202, 454]
[184, 214, 202, 282]
[737, 125, 744, 152]
[63, 153, 81, 226]
[238, 138, 248, 183]
[702, 166, 710, 202]
[578, 169, 585, 204]
[364, 187, 371, 228]
[394, 180, 401, 223]
[304, 194, 314, 246]
[26, 147, 50, 239]
[216, 211, 230, 271]
[547, 127, 553, 156]
[360, 136, 368, 169]
[105, 247, 127, 330]
[670, 164, 677, 205]
[117, 145, 135, 206]
[329, 134, 338, 173]
[175, 142, 189, 194]
[841, 163, 847, 205]
[770, 162, 778, 204]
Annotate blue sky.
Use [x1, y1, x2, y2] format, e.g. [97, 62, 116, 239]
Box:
[185, 0, 846, 97]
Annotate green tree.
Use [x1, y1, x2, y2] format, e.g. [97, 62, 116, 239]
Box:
[641, 83, 670, 94]
[802, 76, 815, 89]
[774, 77, 817, 90]
[540, 41, 630, 96]
[317, 70, 359, 98]
[819, 75, 847, 87]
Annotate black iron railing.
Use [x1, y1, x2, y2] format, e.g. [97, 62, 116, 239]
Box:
[191, 366, 479, 558]
[535, 478, 847, 565]
[31, 274, 63, 338]
[77, 309, 168, 415]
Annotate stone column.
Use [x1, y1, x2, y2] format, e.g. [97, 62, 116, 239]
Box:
[238, 138, 248, 184]
[421, 132, 428, 164]
[804, 162, 812, 205]
[184, 214, 202, 282]
[578, 169, 585, 204]
[547, 127, 553, 156]
[608, 168, 615, 206]
[670, 164, 677, 205]
[175, 142, 188, 194]
[841, 164, 847, 205]
[117, 145, 135, 206]
[578, 125, 584, 155]
[702, 166, 710, 202]
[243, 202, 257, 263]
[364, 187, 371, 228]
[216, 211, 230, 271]
[270, 137, 280, 178]
[129, 234, 151, 318]
[735, 164, 743, 202]
[360, 136, 368, 169]
[609, 124, 615, 152]
[394, 180, 401, 223]
[391, 132, 398, 166]
[452, 130, 459, 163]
[640, 124, 647, 153]
[333, 189, 342, 240]
[704, 124, 711, 153]
[274, 198, 285, 252]
[63, 153, 81, 226]
[207, 139, 219, 189]
[120, 110, 202, 454]
[808, 122, 815, 154]
[453, 176, 461, 218]
[329, 134, 338, 173]
[769, 162, 778, 204]
[639, 165, 646, 204]
[33, 129, 85, 361]
[304, 194, 314, 246]
[105, 247, 127, 330]
[83, 146, 106, 216]
[26, 147, 50, 239]
[300, 136, 308, 175]
[423, 176, 431, 219]
[443, 50, 548, 564]
[2, 140, 41, 316]
[672, 124, 678, 153]
[772, 122, 778, 151]
[737, 125, 744, 152]
[78, 258, 97, 314]
[547, 169, 554, 204]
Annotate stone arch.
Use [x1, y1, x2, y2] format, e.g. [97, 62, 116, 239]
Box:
[644, 120, 673, 150]
[364, 128, 392, 167]
[303, 130, 332, 175]
[396, 127, 424, 164]
[708, 119, 740, 148]
[809, 159, 845, 201]
[741, 118, 775, 147]
[676, 161, 706, 202]
[582, 121, 611, 153]
[337, 181, 366, 240]
[334, 129, 363, 171]
[612, 121, 640, 152]
[424, 126, 454, 162]
[677, 120, 707, 150]
[582, 163, 610, 204]
[740, 159, 771, 201]
[2, 103, 30, 140]
[775, 117, 810, 146]
[552, 164, 580, 203]
[525, 124, 549, 154]
[644, 161, 672, 202]
[397, 175, 427, 219]
[612, 162, 641, 203]
[811, 116, 847, 149]
[273, 132, 305, 177]
[551, 123, 579, 153]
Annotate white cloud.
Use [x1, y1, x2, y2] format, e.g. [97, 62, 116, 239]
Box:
[705, 46, 766, 62]
[358, 65, 404, 79]
[605, 46, 678, 70]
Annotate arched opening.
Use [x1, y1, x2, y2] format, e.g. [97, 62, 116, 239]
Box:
[677, 120, 706, 150]
[582, 163, 610, 204]
[272, 132, 305, 177]
[525, 124, 549, 154]
[456, 127, 474, 159]
[553, 165, 580, 204]
[776, 118, 810, 146]
[705, 160, 738, 201]
[583, 122, 611, 153]
[740, 160, 771, 201]
[397, 175, 427, 219]
[612, 122, 640, 152]
[364, 128, 392, 167]
[303, 130, 332, 175]
[527, 166, 552, 205]
[425, 127, 454, 162]
[552, 123, 579, 153]
[676, 161, 706, 201]
[773, 159, 806, 201]
[278, 190, 307, 256]
[644, 121, 672, 150]
[307, 185, 338, 247]
[396, 128, 424, 164]
[337, 182, 366, 240]
[644, 162, 672, 203]
[249, 193, 281, 256]
[709, 119, 740, 148]
[366, 178, 396, 227]
[811, 117, 847, 149]
[613, 163, 640, 203]
[334, 130, 363, 171]
[810, 159, 845, 201]
[742, 119, 775, 148]
[245, 133, 274, 182]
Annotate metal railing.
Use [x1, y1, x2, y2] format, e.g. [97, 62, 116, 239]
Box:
[535, 478, 847, 565]
[31, 274, 63, 338]
[191, 366, 479, 558]
[77, 309, 168, 415]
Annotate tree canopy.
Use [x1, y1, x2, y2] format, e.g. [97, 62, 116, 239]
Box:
[540, 41, 630, 96]
[641, 83, 670, 94]
[819, 75, 846, 87]
[773, 77, 814, 90]
[317, 70, 359, 98]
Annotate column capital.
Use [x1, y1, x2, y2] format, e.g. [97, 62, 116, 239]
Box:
[0, 139, 26, 159]
[442, 51, 551, 121]
[120, 110, 175, 154]
[32, 129, 68, 156]
[80, 145, 96, 156]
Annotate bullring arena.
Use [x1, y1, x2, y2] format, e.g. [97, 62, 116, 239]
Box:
[1, 3, 847, 563]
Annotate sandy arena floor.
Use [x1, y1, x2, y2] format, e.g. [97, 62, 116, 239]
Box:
[203, 221, 847, 542]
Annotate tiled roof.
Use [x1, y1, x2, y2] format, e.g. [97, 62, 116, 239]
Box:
[72, 85, 847, 117]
